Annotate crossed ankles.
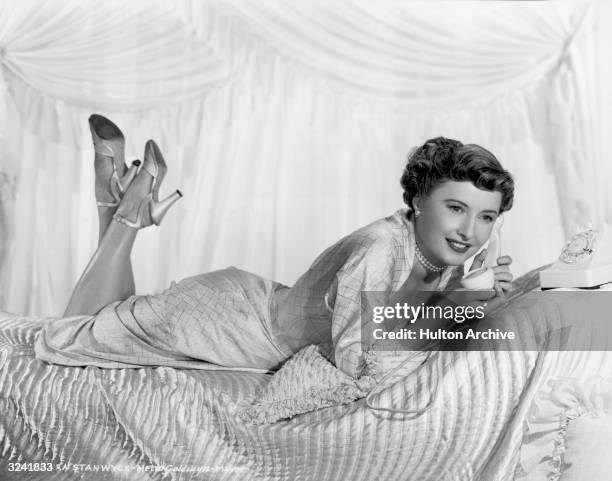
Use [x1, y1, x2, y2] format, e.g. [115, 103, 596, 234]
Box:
[113, 140, 182, 229]
[89, 114, 182, 233]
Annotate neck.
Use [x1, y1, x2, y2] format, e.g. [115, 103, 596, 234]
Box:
[414, 241, 446, 275]
[417, 264, 442, 283]
[406, 210, 447, 280]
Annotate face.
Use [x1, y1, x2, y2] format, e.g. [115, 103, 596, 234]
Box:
[413, 181, 502, 266]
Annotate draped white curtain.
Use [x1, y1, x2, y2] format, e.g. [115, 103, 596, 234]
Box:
[0, 0, 609, 316]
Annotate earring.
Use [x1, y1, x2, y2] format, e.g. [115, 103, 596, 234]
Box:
[414, 208, 421, 217]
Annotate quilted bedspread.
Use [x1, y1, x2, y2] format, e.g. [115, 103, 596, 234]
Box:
[1, 289, 612, 481]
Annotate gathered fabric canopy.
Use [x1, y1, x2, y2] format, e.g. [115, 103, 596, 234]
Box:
[0, 0, 609, 315]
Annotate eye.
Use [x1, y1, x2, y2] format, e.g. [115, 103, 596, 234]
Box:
[481, 215, 496, 224]
[447, 204, 463, 213]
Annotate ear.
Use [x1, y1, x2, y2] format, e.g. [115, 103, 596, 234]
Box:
[412, 195, 422, 212]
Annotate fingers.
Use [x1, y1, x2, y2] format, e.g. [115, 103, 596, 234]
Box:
[492, 268, 513, 296]
[492, 265, 509, 275]
[492, 266, 513, 294]
[496, 255, 513, 266]
[470, 249, 487, 271]
[493, 271, 513, 282]
[494, 280, 504, 297]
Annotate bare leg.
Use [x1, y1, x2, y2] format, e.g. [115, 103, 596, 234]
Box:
[65, 139, 180, 317]
[64, 221, 137, 316]
[96, 206, 115, 244]
[64, 158, 158, 316]
[96, 203, 136, 300]
[95, 159, 140, 244]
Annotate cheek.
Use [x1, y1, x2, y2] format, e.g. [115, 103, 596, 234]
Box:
[425, 215, 450, 240]
[475, 224, 494, 246]
[434, 210, 461, 234]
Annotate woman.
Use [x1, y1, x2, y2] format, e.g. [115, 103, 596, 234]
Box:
[35, 116, 514, 378]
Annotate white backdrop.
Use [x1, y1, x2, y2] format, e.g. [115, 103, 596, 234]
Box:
[0, 0, 611, 316]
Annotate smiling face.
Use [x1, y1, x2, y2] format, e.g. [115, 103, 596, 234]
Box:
[413, 180, 502, 266]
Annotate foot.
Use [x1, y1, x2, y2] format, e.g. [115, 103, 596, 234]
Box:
[89, 114, 141, 240]
[113, 166, 155, 227]
[113, 140, 182, 229]
[89, 114, 127, 206]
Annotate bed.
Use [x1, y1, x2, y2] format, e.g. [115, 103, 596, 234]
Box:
[1, 272, 611, 481]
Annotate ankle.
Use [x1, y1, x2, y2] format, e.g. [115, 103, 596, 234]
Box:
[97, 209, 115, 242]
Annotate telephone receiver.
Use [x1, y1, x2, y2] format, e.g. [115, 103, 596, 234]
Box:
[482, 213, 504, 268]
[539, 223, 612, 289]
[460, 214, 504, 289]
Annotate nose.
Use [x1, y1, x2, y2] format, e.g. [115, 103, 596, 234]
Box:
[457, 215, 476, 240]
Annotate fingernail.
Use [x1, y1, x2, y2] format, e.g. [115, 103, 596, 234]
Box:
[132, 159, 141, 167]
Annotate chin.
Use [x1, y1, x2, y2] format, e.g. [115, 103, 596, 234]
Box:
[438, 246, 478, 267]
[444, 255, 467, 267]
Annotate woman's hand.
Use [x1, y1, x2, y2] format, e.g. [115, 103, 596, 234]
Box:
[469, 250, 514, 297]
[444, 250, 514, 316]
[493, 255, 514, 296]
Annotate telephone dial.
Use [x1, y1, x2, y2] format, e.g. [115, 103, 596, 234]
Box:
[539, 223, 612, 288]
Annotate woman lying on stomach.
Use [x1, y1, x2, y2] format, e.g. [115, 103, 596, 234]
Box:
[35, 117, 514, 377]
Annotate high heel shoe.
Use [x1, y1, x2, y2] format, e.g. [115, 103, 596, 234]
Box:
[89, 114, 139, 207]
[112, 139, 182, 228]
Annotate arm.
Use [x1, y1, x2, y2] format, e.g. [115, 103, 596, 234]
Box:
[330, 236, 402, 377]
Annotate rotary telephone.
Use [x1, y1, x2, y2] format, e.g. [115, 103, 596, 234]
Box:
[539, 223, 612, 289]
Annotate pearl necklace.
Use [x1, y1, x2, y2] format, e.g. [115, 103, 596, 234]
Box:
[414, 244, 446, 273]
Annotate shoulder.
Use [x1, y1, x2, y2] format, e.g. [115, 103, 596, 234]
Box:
[340, 209, 412, 256]
[311, 209, 413, 272]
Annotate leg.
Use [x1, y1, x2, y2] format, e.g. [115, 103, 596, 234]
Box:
[72, 115, 139, 315]
[89, 114, 138, 243]
[96, 205, 117, 244]
[95, 159, 140, 244]
[64, 163, 152, 317]
[65, 140, 181, 317]
[96, 201, 136, 309]
[64, 221, 137, 316]
[95, 160, 139, 243]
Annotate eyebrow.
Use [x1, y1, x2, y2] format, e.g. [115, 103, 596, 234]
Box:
[444, 199, 499, 215]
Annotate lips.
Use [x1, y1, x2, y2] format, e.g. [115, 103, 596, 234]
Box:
[446, 238, 471, 254]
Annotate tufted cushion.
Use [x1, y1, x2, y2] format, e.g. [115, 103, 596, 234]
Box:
[238, 344, 377, 424]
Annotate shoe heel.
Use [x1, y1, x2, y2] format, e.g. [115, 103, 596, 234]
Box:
[119, 160, 141, 192]
[143, 140, 167, 201]
[150, 190, 182, 225]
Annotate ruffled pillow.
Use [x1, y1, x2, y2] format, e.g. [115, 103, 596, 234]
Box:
[238, 344, 377, 424]
[518, 377, 612, 480]
[238, 344, 432, 424]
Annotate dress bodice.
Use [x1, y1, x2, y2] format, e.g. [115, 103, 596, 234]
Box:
[270, 209, 455, 377]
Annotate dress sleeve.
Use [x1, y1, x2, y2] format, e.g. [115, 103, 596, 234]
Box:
[331, 235, 402, 377]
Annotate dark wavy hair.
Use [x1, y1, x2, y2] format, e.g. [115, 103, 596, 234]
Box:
[400, 137, 514, 213]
